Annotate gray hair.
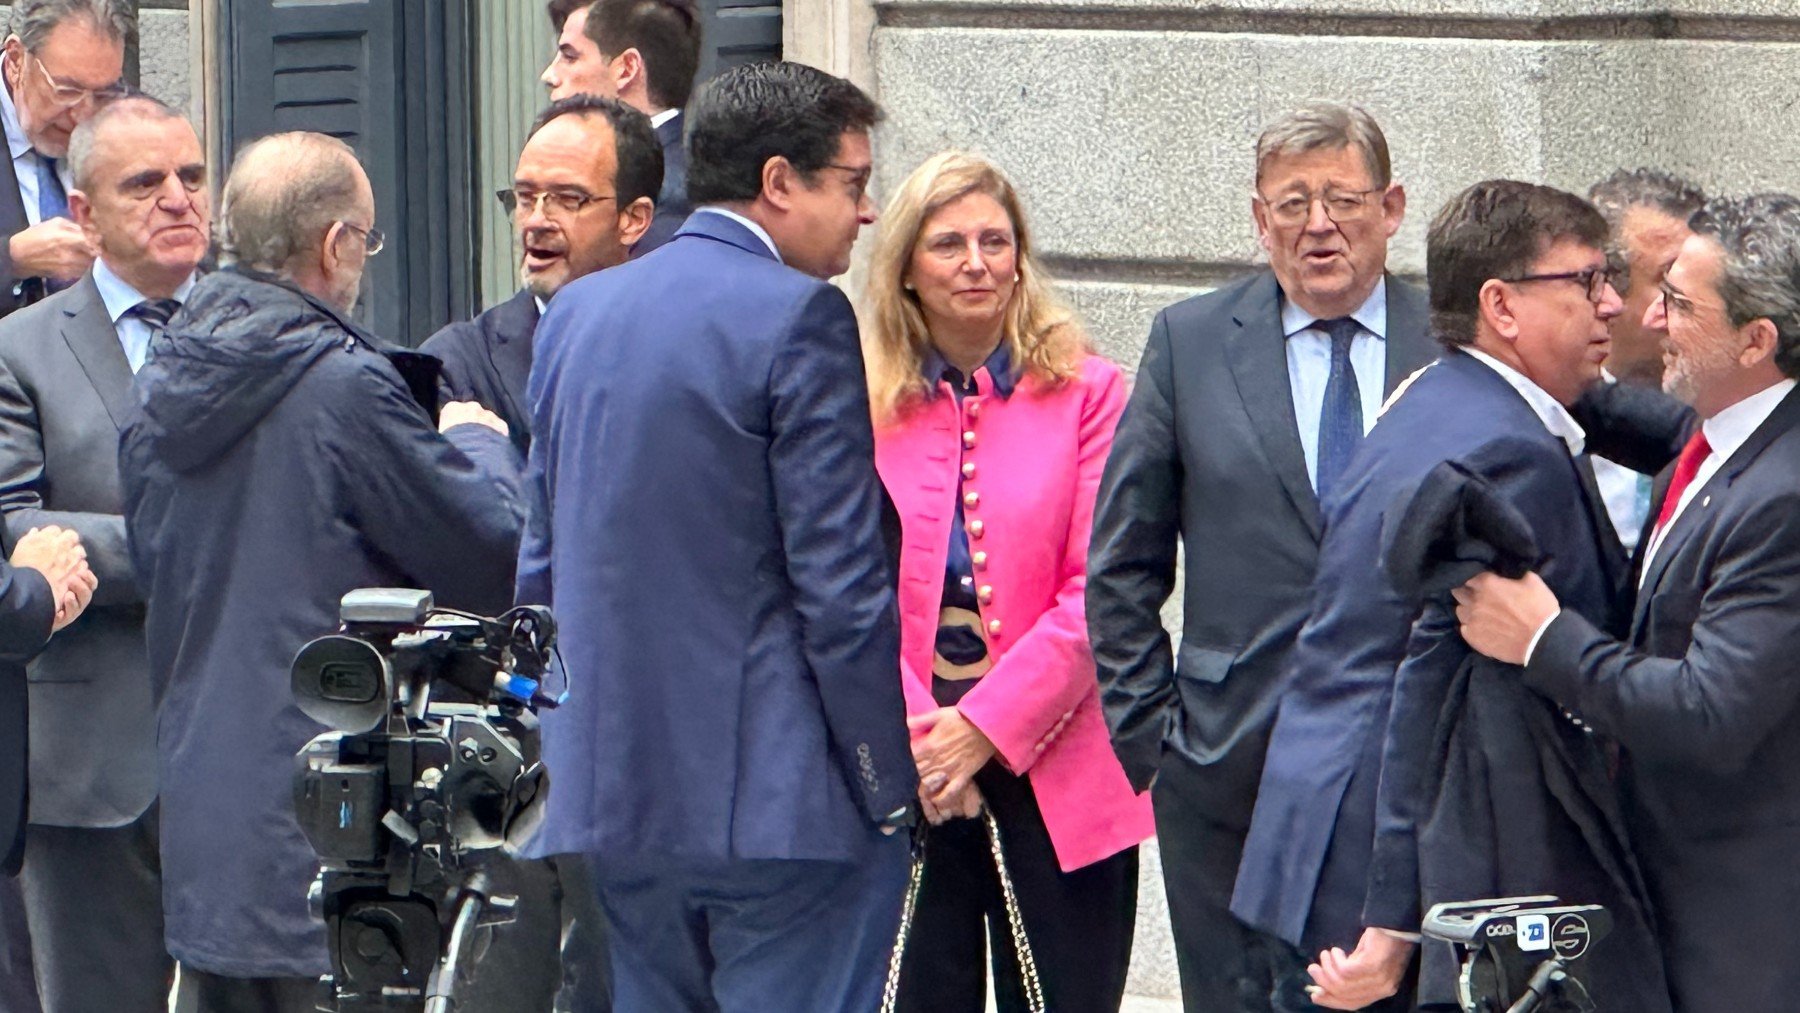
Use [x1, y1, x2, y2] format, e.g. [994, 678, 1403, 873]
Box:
[8, 0, 134, 51]
[1254, 101, 1392, 191]
[218, 132, 364, 277]
[66, 93, 183, 191]
[1587, 168, 1706, 229]
[1688, 192, 1800, 379]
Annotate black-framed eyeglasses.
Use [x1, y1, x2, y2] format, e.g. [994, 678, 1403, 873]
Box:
[497, 188, 615, 218]
[22, 48, 127, 111]
[336, 221, 384, 257]
[819, 163, 872, 202]
[1659, 281, 1696, 316]
[1256, 187, 1384, 226]
[1502, 266, 1618, 304]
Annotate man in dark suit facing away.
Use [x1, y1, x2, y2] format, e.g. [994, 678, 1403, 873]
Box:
[1458, 193, 1800, 1013]
[1087, 102, 1434, 1012]
[518, 61, 915, 1012]
[542, 0, 698, 255]
[0, 94, 205, 1013]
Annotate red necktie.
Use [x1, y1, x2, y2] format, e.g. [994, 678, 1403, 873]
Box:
[1651, 430, 1713, 540]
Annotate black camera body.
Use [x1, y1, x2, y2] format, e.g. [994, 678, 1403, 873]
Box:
[1423, 896, 1609, 1013]
[292, 589, 558, 1012]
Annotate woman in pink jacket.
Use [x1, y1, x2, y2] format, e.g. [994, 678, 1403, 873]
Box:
[865, 151, 1155, 1012]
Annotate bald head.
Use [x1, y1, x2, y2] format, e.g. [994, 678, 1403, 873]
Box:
[220, 132, 374, 309]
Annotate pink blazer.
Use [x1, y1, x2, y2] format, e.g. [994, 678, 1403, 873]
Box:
[875, 353, 1154, 872]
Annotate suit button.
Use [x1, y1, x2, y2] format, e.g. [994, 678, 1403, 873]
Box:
[962, 430, 977, 449]
[962, 461, 977, 480]
[972, 550, 988, 570]
[987, 618, 1002, 636]
[968, 519, 985, 539]
[977, 584, 994, 604]
[966, 398, 982, 419]
[964, 491, 980, 509]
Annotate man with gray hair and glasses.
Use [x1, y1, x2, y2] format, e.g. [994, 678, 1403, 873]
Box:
[1586, 168, 1706, 551]
[118, 132, 523, 1012]
[0, 0, 131, 315]
[1088, 101, 1434, 1012]
[1459, 193, 1800, 1011]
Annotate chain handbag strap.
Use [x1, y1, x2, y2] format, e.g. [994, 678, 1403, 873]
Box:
[878, 810, 1047, 1013]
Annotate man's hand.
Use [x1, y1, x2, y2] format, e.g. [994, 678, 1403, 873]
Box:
[1453, 570, 1560, 666]
[919, 779, 984, 825]
[1306, 927, 1415, 1009]
[9, 526, 97, 631]
[908, 707, 997, 805]
[439, 400, 509, 437]
[8, 219, 96, 282]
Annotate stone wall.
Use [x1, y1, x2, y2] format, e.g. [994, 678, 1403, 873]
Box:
[793, 0, 1800, 1002]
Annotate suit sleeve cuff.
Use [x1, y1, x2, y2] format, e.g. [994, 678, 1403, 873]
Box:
[1376, 927, 1422, 943]
[1522, 607, 1562, 667]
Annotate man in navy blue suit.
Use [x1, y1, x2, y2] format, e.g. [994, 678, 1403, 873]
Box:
[518, 61, 915, 1012]
[1234, 181, 1646, 1009]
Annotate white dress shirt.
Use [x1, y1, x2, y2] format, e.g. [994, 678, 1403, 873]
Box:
[1283, 279, 1388, 491]
[1590, 371, 1652, 552]
[1638, 377, 1798, 582]
[90, 257, 197, 373]
[1460, 346, 1587, 455]
[0, 77, 69, 226]
[691, 207, 780, 262]
[649, 108, 679, 130]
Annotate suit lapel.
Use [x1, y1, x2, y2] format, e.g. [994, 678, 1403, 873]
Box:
[1222, 274, 1322, 540]
[58, 275, 134, 430]
[486, 289, 539, 430]
[1634, 385, 1800, 626]
[1382, 276, 1437, 393]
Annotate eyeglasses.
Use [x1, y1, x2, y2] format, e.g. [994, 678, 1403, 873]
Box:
[819, 163, 871, 203]
[22, 49, 127, 111]
[1256, 188, 1384, 227]
[336, 221, 384, 257]
[1503, 266, 1619, 304]
[1659, 282, 1697, 316]
[497, 188, 614, 218]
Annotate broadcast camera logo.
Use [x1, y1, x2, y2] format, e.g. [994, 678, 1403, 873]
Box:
[1551, 913, 1592, 960]
[1513, 913, 1550, 952]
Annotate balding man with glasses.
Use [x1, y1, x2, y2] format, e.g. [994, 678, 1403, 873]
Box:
[0, 1, 131, 317]
[1088, 102, 1434, 1013]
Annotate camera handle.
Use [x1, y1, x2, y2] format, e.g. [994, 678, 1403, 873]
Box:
[422, 871, 492, 1013]
[1504, 958, 1571, 1013]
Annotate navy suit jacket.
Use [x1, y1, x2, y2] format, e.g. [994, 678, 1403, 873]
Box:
[0, 560, 53, 874]
[1532, 383, 1800, 1011]
[519, 210, 915, 863]
[420, 288, 538, 455]
[632, 111, 690, 257]
[1233, 351, 1622, 953]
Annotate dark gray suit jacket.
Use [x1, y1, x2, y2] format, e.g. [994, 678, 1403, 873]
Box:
[1087, 271, 1434, 832]
[0, 272, 156, 828]
[0, 138, 47, 316]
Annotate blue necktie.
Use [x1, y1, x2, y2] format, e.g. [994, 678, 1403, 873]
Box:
[35, 152, 67, 222]
[1314, 316, 1364, 501]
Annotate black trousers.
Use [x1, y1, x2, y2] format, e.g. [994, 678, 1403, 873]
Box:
[172, 968, 316, 1013]
[19, 807, 173, 1013]
[457, 853, 613, 1013]
[895, 765, 1138, 1013]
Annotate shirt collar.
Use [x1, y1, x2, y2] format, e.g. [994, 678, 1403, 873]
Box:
[1281, 276, 1388, 340]
[0, 76, 31, 162]
[91, 256, 197, 324]
[1702, 377, 1798, 464]
[921, 341, 1016, 400]
[692, 207, 781, 262]
[649, 108, 679, 130]
[1460, 346, 1587, 455]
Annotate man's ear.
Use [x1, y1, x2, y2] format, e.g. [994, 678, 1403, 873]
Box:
[319, 221, 349, 276]
[1381, 183, 1407, 239]
[1478, 278, 1521, 342]
[618, 196, 654, 248]
[613, 48, 644, 96]
[67, 189, 100, 245]
[762, 155, 801, 213]
[1251, 197, 1272, 254]
[1741, 317, 1780, 368]
[1, 38, 22, 95]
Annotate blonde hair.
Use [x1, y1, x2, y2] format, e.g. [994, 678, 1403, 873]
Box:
[863, 151, 1088, 422]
